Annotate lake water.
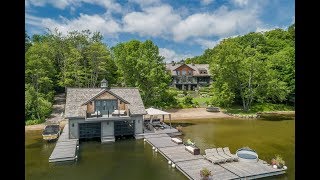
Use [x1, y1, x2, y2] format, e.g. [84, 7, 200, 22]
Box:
[25, 118, 294, 180]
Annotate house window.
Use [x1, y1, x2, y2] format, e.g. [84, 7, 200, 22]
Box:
[200, 70, 207, 74]
[182, 70, 186, 75]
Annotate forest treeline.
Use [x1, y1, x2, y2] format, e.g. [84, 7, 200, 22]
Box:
[25, 24, 294, 123]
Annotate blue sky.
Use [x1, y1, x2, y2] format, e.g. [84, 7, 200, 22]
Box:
[25, 0, 295, 62]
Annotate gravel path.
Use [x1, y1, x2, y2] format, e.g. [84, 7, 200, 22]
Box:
[25, 93, 66, 131]
[46, 93, 66, 123]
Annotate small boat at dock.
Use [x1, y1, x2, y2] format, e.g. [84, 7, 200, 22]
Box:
[42, 123, 61, 141]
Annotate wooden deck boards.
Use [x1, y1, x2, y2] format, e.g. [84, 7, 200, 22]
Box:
[144, 135, 286, 180]
[220, 160, 285, 179]
[176, 159, 239, 180]
[146, 136, 179, 148]
[144, 133, 170, 139]
[159, 145, 204, 163]
[49, 123, 79, 163]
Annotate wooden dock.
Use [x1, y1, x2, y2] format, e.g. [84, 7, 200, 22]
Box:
[145, 134, 286, 180]
[49, 124, 79, 163]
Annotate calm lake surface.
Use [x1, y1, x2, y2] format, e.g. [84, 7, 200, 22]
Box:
[25, 118, 294, 180]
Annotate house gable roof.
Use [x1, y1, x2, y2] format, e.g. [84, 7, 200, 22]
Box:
[172, 64, 196, 71]
[166, 63, 211, 76]
[65, 87, 146, 118]
[81, 89, 130, 106]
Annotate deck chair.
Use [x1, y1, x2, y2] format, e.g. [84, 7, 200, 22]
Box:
[204, 149, 226, 163]
[216, 147, 234, 162]
[206, 148, 232, 162]
[222, 147, 239, 161]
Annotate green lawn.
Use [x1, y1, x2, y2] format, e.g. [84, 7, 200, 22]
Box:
[222, 103, 294, 115]
[193, 97, 211, 106]
[175, 96, 211, 108]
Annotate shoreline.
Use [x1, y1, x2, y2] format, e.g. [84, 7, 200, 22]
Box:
[25, 108, 295, 131]
[25, 120, 67, 131]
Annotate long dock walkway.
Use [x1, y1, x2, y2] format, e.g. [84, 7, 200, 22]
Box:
[49, 124, 79, 163]
[145, 134, 286, 180]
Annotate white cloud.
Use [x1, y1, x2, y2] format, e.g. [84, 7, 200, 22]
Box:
[26, 14, 45, 27]
[231, 0, 249, 7]
[26, 0, 77, 9]
[82, 0, 122, 13]
[291, 16, 295, 24]
[128, 0, 160, 7]
[255, 26, 277, 33]
[123, 5, 181, 37]
[159, 48, 193, 62]
[172, 6, 261, 41]
[26, 13, 121, 37]
[194, 38, 222, 49]
[201, 0, 214, 5]
[26, 0, 121, 12]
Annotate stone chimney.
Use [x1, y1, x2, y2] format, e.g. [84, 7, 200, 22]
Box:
[100, 78, 108, 88]
[171, 60, 175, 66]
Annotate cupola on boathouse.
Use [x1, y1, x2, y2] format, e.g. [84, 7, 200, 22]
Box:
[100, 78, 108, 88]
[64, 79, 146, 143]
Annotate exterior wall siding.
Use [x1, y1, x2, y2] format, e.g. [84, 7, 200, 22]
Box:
[96, 92, 117, 100]
[69, 118, 86, 139]
[118, 100, 126, 110]
[86, 92, 128, 114]
[174, 64, 194, 76]
[87, 102, 94, 113]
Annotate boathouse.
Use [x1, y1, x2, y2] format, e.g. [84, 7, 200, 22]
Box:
[64, 79, 146, 143]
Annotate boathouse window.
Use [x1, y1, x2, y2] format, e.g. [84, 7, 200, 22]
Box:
[72, 123, 74, 127]
[95, 100, 118, 115]
[182, 70, 187, 75]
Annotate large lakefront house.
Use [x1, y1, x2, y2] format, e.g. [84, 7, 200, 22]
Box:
[64, 79, 146, 143]
[166, 63, 212, 90]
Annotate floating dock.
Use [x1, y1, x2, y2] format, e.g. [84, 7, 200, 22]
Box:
[145, 134, 286, 180]
[49, 124, 79, 163]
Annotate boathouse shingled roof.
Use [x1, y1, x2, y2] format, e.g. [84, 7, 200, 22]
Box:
[65, 87, 146, 118]
[165, 63, 211, 76]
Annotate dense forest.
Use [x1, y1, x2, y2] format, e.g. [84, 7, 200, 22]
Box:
[25, 24, 294, 124]
[186, 24, 295, 111]
[25, 29, 176, 124]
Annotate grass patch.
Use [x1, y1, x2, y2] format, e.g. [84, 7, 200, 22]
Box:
[175, 96, 211, 108]
[223, 103, 294, 115]
[193, 97, 211, 107]
[25, 119, 44, 125]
